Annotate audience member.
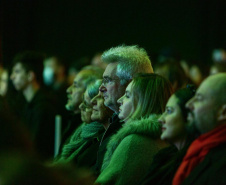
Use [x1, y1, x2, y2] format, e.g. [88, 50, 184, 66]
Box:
[61, 68, 103, 151]
[94, 45, 154, 175]
[96, 73, 172, 185]
[154, 59, 189, 92]
[173, 73, 226, 185]
[10, 51, 57, 159]
[209, 62, 226, 75]
[55, 80, 105, 168]
[43, 55, 69, 125]
[140, 85, 196, 185]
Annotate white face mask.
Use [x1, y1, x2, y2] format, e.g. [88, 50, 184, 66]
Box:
[43, 67, 54, 86]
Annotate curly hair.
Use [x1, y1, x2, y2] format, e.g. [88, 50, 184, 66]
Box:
[101, 45, 154, 85]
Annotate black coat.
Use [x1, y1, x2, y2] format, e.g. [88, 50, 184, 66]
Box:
[181, 143, 226, 185]
[22, 89, 56, 159]
[92, 113, 123, 176]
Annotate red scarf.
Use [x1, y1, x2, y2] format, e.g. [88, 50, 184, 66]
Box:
[172, 124, 226, 185]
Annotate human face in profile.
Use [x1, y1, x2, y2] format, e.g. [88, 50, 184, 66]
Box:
[10, 63, 29, 91]
[79, 90, 93, 123]
[186, 76, 218, 134]
[91, 91, 113, 122]
[117, 82, 136, 122]
[99, 63, 127, 113]
[159, 95, 186, 148]
[66, 72, 86, 112]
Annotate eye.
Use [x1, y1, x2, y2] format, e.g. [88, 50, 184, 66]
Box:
[165, 108, 173, 114]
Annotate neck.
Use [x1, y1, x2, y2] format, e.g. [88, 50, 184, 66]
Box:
[174, 137, 187, 150]
[102, 121, 110, 130]
[23, 82, 40, 102]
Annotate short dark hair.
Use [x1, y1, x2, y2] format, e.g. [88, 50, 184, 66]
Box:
[13, 51, 45, 84]
[174, 84, 196, 121]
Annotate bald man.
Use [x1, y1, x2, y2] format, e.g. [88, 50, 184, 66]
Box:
[173, 73, 226, 185]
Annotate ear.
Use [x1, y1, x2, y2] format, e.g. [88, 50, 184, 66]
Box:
[217, 104, 226, 122]
[27, 71, 35, 82]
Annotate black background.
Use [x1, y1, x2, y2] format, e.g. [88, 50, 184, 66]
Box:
[1, 0, 226, 67]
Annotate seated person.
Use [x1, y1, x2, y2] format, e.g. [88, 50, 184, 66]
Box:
[140, 85, 196, 185]
[96, 73, 173, 185]
[55, 80, 113, 168]
[173, 73, 226, 185]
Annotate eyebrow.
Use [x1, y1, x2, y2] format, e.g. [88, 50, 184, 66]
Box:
[125, 90, 130, 95]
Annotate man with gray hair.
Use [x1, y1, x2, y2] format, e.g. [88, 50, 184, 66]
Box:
[172, 73, 226, 185]
[94, 45, 153, 175]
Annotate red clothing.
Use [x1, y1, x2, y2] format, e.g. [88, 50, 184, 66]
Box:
[173, 124, 226, 185]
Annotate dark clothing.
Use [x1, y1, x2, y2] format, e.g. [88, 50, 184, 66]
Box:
[140, 146, 179, 185]
[22, 89, 56, 159]
[181, 143, 226, 185]
[58, 113, 82, 154]
[93, 113, 123, 176]
[55, 122, 105, 168]
[140, 142, 194, 185]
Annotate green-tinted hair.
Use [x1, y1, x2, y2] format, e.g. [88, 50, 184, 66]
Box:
[129, 73, 173, 120]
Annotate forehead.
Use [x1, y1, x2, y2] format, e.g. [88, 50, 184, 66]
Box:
[103, 63, 118, 78]
[197, 78, 215, 97]
[167, 95, 178, 107]
[13, 62, 25, 70]
[126, 81, 133, 91]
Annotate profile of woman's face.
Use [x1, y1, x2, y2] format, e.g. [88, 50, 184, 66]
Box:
[91, 91, 113, 122]
[117, 82, 136, 122]
[159, 95, 186, 143]
[79, 90, 93, 123]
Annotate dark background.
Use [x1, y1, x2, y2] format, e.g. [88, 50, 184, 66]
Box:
[1, 0, 226, 67]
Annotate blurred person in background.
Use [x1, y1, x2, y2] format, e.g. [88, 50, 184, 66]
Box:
[154, 59, 189, 92]
[60, 67, 103, 154]
[55, 80, 105, 168]
[0, 67, 8, 96]
[10, 51, 57, 160]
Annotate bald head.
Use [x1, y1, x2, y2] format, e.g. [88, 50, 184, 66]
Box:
[203, 73, 226, 106]
[186, 73, 226, 134]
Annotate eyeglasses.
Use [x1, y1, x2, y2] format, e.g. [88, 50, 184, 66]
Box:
[102, 77, 120, 85]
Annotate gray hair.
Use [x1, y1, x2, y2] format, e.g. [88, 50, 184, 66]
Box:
[87, 79, 102, 99]
[101, 45, 154, 85]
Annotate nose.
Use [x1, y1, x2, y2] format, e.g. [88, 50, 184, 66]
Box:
[117, 95, 123, 105]
[99, 83, 106, 92]
[186, 97, 194, 111]
[66, 85, 72, 93]
[158, 114, 165, 125]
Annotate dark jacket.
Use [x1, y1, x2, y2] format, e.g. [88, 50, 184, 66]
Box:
[93, 113, 123, 176]
[55, 122, 105, 168]
[181, 143, 226, 185]
[96, 114, 168, 185]
[22, 89, 56, 159]
[140, 146, 186, 185]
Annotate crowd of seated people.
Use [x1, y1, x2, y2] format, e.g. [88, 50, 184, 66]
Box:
[0, 45, 225, 185]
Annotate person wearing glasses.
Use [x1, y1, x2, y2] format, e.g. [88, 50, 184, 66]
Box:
[96, 73, 172, 185]
[93, 45, 154, 176]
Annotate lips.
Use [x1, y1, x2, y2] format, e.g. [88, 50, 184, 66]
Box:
[161, 127, 166, 131]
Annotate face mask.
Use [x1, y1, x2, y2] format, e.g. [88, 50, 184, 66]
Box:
[43, 67, 54, 86]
